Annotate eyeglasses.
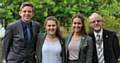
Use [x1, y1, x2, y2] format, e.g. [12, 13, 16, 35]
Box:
[90, 20, 102, 23]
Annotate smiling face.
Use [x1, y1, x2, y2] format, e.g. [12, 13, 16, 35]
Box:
[45, 20, 57, 36]
[19, 6, 34, 23]
[90, 16, 103, 32]
[72, 17, 83, 33]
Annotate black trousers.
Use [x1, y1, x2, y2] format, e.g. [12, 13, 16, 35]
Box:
[68, 60, 78, 63]
[7, 56, 36, 63]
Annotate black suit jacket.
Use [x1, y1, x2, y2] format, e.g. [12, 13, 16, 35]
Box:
[3, 19, 40, 63]
[89, 29, 120, 63]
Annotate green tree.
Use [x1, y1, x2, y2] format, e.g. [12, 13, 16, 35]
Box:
[0, 0, 120, 33]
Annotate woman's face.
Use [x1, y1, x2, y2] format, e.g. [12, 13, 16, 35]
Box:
[72, 18, 83, 33]
[45, 20, 57, 35]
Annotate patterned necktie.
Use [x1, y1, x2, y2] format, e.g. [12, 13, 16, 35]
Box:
[96, 34, 104, 63]
[96, 34, 101, 45]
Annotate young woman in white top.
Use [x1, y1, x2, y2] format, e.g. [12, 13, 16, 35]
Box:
[36, 16, 66, 63]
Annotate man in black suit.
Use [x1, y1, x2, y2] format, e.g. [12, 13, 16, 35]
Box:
[89, 13, 120, 63]
[3, 2, 40, 63]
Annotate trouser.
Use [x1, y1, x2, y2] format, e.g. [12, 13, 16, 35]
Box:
[68, 60, 78, 63]
[7, 56, 36, 63]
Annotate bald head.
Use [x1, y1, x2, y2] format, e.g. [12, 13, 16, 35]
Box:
[89, 13, 103, 22]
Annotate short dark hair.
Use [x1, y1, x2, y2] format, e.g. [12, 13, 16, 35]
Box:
[19, 2, 34, 12]
[72, 13, 87, 35]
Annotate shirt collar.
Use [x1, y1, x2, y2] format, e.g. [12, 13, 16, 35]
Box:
[94, 29, 103, 38]
[20, 19, 32, 27]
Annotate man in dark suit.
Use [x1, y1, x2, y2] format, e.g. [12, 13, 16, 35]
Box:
[3, 2, 40, 63]
[89, 13, 120, 63]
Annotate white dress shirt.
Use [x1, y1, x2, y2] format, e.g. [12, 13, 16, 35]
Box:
[94, 29, 105, 63]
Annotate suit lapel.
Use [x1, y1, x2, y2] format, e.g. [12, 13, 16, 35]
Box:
[80, 36, 86, 48]
[103, 29, 109, 46]
[102, 29, 109, 63]
[67, 33, 86, 48]
[32, 21, 36, 38]
[36, 33, 46, 62]
[39, 33, 46, 49]
[103, 29, 109, 53]
[90, 32, 96, 50]
[17, 20, 24, 39]
[66, 33, 72, 47]
[89, 32, 98, 62]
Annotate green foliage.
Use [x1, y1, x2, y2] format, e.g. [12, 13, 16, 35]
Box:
[0, 0, 120, 33]
[103, 16, 120, 32]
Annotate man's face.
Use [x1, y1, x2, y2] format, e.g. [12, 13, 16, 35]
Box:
[90, 17, 103, 31]
[19, 6, 34, 23]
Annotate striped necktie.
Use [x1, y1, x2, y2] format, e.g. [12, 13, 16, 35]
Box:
[96, 34, 104, 63]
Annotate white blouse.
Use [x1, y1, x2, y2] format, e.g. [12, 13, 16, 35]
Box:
[42, 39, 62, 63]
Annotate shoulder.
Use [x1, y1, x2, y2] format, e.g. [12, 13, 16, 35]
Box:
[103, 29, 116, 35]
[32, 21, 40, 26]
[38, 33, 46, 39]
[65, 32, 72, 39]
[83, 35, 93, 44]
[84, 35, 92, 40]
[88, 31, 94, 37]
[6, 20, 20, 29]
[37, 33, 46, 46]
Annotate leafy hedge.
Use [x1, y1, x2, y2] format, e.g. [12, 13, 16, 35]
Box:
[0, 0, 120, 33]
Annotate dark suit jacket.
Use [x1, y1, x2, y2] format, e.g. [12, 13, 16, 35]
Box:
[89, 29, 120, 63]
[66, 33, 93, 63]
[3, 19, 40, 63]
[36, 33, 66, 63]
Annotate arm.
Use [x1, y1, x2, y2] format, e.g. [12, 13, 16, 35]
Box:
[86, 36, 93, 63]
[36, 33, 45, 63]
[62, 38, 67, 63]
[112, 32, 120, 61]
[2, 25, 13, 61]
